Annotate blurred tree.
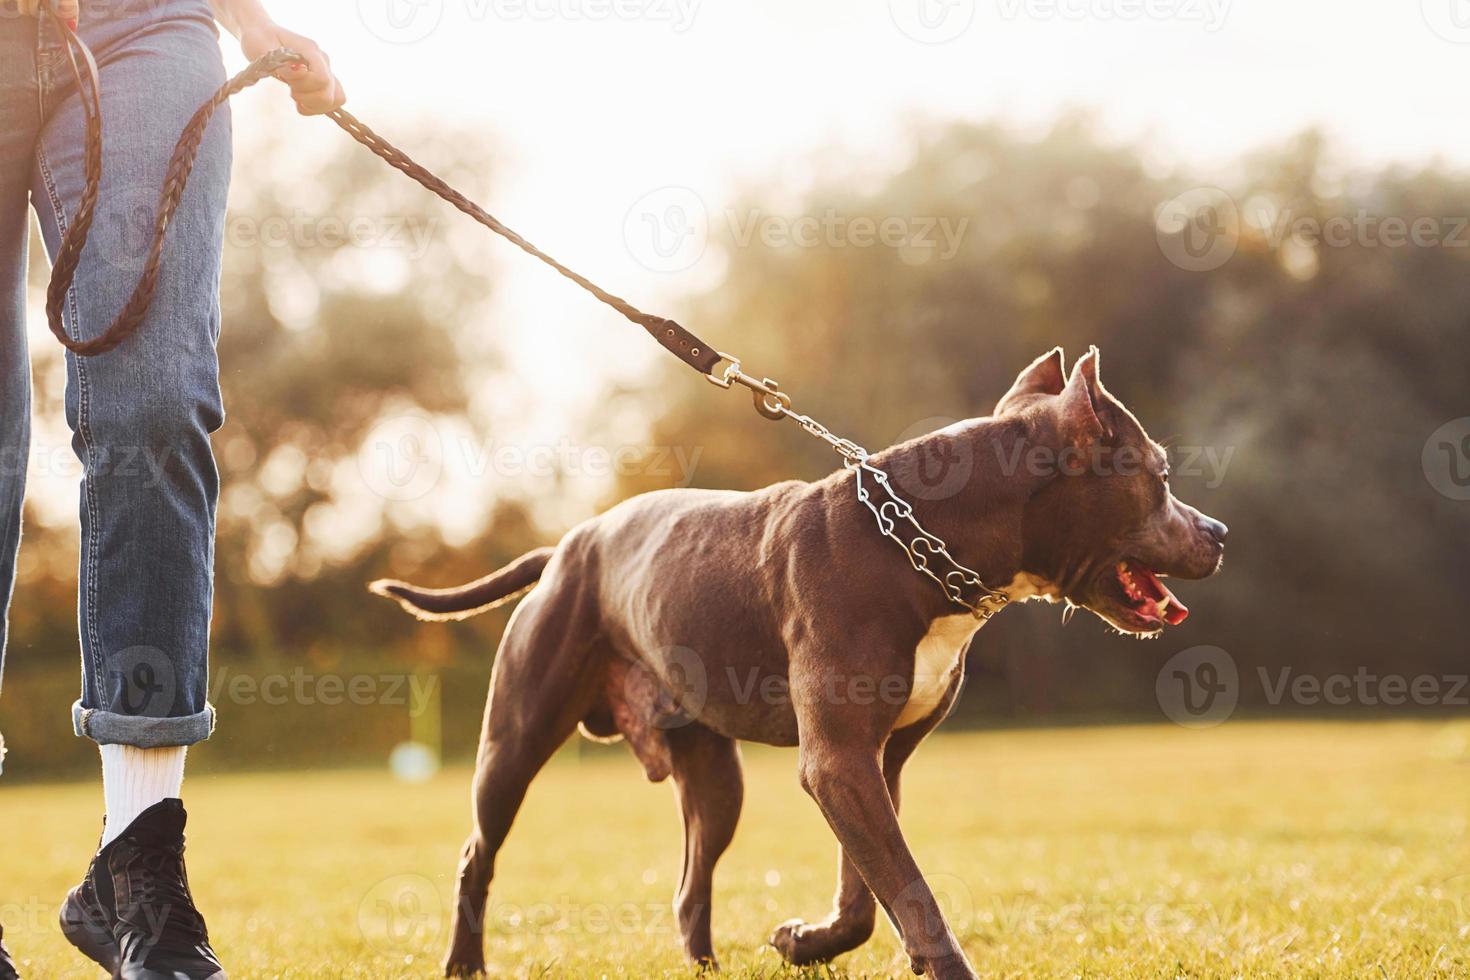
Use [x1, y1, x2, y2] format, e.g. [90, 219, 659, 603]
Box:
[614, 116, 1470, 714]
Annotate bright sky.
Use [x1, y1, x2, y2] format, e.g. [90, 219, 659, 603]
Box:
[26, 0, 1470, 538]
[222, 0, 1470, 407]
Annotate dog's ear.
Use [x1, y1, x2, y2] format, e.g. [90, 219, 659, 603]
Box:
[1057, 346, 1112, 448]
[995, 347, 1065, 415]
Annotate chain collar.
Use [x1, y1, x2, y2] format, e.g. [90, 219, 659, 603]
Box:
[708, 354, 1009, 621]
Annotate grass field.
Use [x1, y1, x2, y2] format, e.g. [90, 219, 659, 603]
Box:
[4, 720, 1470, 978]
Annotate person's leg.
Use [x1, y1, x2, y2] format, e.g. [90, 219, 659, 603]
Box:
[32, 0, 227, 776]
[31, 2, 231, 976]
[0, 0, 43, 781]
[0, 6, 42, 976]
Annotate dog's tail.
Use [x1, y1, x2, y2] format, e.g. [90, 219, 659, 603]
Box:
[368, 547, 555, 622]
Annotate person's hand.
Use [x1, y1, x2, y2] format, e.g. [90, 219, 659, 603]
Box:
[239, 22, 347, 116]
[17, 0, 80, 27]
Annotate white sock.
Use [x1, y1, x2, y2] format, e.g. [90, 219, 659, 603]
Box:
[99, 744, 187, 847]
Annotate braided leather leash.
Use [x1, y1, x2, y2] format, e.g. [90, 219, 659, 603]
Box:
[43, 21, 1008, 618]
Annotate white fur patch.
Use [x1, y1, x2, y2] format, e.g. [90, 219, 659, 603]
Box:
[892, 573, 1061, 730]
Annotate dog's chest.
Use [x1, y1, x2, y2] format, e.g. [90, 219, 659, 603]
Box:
[893, 614, 984, 730]
[892, 574, 1059, 730]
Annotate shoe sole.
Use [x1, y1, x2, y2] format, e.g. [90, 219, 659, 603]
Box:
[58, 888, 120, 975]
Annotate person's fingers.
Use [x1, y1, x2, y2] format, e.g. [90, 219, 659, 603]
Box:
[284, 43, 332, 94]
[288, 51, 346, 115]
[293, 79, 345, 116]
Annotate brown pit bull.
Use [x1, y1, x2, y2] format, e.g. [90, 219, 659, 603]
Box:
[370, 347, 1227, 979]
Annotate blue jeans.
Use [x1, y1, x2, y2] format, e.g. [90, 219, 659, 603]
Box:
[0, 0, 230, 757]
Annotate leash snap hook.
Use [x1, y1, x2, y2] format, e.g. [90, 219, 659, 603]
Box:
[705, 352, 792, 420]
[751, 379, 792, 420]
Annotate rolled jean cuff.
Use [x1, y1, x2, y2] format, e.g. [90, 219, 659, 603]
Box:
[72, 700, 216, 747]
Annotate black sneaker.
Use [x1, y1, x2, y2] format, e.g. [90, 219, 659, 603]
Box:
[0, 922, 20, 980]
[59, 838, 119, 975]
[60, 800, 226, 980]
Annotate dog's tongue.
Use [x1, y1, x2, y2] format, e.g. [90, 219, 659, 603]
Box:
[1124, 560, 1189, 625]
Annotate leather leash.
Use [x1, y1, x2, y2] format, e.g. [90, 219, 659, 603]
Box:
[41, 14, 1009, 619]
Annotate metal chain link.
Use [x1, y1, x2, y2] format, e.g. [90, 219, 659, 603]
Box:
[708, 353, 1009, 620]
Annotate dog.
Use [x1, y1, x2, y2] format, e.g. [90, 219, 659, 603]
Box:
[370, 347, 1227, 979]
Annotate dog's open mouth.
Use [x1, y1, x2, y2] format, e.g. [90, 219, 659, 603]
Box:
[1114, 559, 1189, 627]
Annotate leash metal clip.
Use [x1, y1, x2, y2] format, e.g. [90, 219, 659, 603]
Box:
[705, 351, 792, 420]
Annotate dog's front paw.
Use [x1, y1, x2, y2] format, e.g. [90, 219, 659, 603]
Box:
[770, 918, 808, 962]
[442, 957, 486, 978]
[907, 949, 980, 980]
[770, 916, 872, 965]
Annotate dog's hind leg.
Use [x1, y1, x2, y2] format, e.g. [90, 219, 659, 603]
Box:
[443, 586, 601, 978]
[666, 724, 743, 966]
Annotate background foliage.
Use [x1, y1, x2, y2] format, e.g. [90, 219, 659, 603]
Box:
[4, 115, 1467, 779]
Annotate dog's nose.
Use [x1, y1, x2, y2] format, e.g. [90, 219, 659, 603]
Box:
[1203, 517, 1228, 544]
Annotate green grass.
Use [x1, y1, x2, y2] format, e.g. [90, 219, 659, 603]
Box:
[5, 720, 1470, 978]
